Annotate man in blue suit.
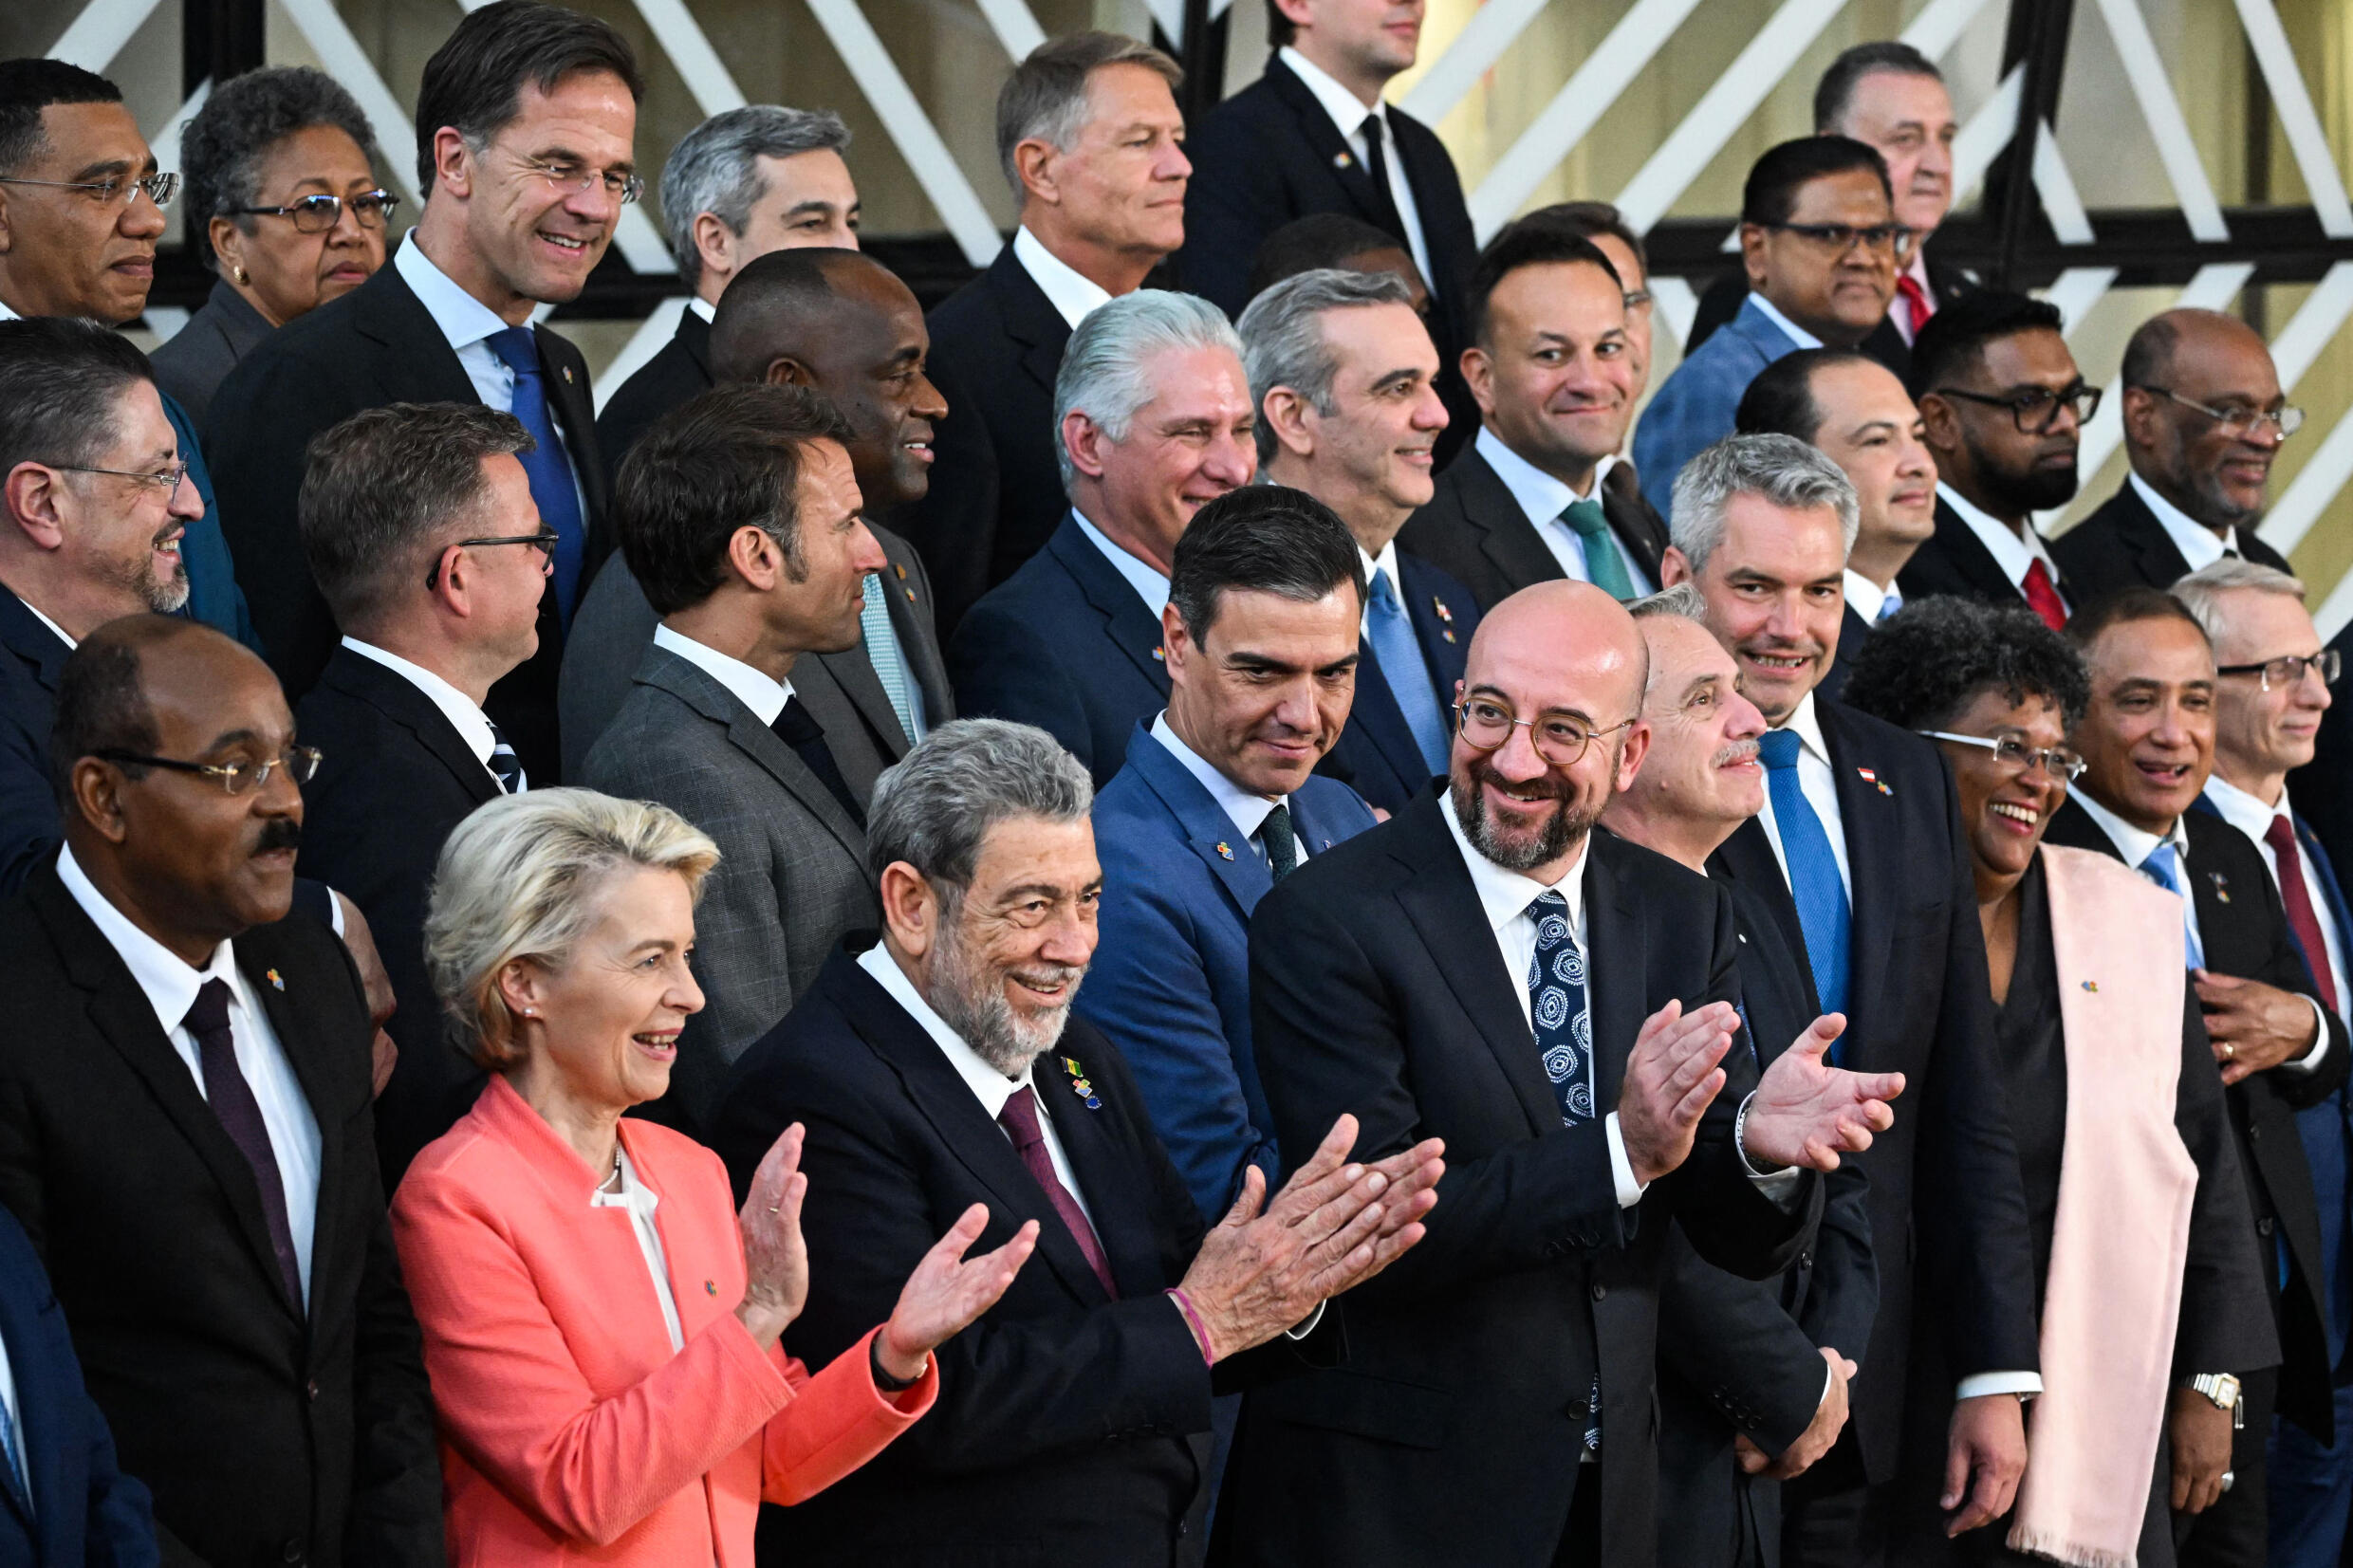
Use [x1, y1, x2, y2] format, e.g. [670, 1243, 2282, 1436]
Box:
[1083, 484, 1380, 1221]
[2177, 560, 2353, 1568]
[951, 289, 1257, 787]
[1240, 267, 1480, 814]
[1633, 137, 1900, 517]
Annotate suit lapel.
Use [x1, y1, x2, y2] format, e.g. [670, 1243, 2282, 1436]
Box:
[1583, 838, 1643, 1115]
[1399, 558, 1470, 692]
[1709, 818, 1809, 1008]
[1047, 523, 1172, 698]
[1813, 706, 1899, 1033]
[643, 650, 869, 861]
[2299, 818, 2353, 982]
[1600, 476, 1671, 586]
[873, 526, 953, 722]
[2118, 490, 2193, 588]
[350, 258, 479, 406]
[1452, 449, 1566, 594]
[811, 646, 911, 763]
[989, 247, 1074, 397]
[676, 306, 712, 378]
[1131, 730, 1274, 921]
[0, 586, 68, 697]
[1348, 639, 1433, 797]
[1031, 1048, 1161, 1293]
[1262, 60, 1393, 229]
[1932, 498, 2030, 604]
[324, 653, 502, 806]
[238, 938, 340, 1317]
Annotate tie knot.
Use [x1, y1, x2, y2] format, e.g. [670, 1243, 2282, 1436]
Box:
[1560, 497, 1610, 542]
[998, 1083, 1045, 1150]
[770, 693, 822, 746]
[1757, 728, 1802, 771]
[1359, 112, 1384, 146]
[2140, 842, 2184, 889]
[2265, 814, 2299, 856]
[1529, 889, 1568, 919]
[1368, 566, 1401, 610]
[486, 324, 540, 377]
[184, 976, 233, 1040]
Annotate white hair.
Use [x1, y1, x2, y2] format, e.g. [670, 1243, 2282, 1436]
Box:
[1052, 289, 1242, 494]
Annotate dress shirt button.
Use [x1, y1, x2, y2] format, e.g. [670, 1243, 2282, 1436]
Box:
[1591, 1283, 1607, 1301]
[2257, 1216, 2276, 1237]
[306, 1378, 320, 1401]
[281, 1540, 306, 1564]
[2250, 1124, 2263, 1143]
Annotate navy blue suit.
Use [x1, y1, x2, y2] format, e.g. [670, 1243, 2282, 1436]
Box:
[1321, 555, 1479, 816]
[949, 513, 1170, 788]
[1631, 297, 1802, 518]
[1082, 721, 1380, 1221]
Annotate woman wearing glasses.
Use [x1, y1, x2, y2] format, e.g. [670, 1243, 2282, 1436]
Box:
[155, 67, 391, 422]
[1842, 596, 2274, 1565]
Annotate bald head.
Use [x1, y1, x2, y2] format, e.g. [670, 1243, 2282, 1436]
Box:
[1465, 580, 1649, 717]
[2119, 307, 2288, 531]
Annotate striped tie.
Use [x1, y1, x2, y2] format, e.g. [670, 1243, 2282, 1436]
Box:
[861, 573, 923, 742]
[487, 721, 526, 794]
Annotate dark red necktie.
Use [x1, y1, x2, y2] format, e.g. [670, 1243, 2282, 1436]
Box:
[185, 979, 305, 1309]
[1896, 272, 1935, 338]
[2266, 815, 2343, 1017]
[999, 1085, 1117, 1297]
[2022, 559, 2068, 632]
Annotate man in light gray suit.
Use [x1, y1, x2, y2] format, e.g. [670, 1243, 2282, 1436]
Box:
[582, 383, 886, 1137]
[561, 247, 954, 783]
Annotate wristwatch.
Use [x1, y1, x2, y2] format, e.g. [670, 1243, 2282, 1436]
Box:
[2182, 1373, 2245, 1430]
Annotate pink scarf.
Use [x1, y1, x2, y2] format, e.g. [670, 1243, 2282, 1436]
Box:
[2006, 845, 2200, 1567]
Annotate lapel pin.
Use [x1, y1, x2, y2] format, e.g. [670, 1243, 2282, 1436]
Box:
[1433, 595, 1458, 643]
[1214, 840, 1234, 860]
[265, 968, 285, 991]
[1856, 766, 1893, 797]
[1061, 1056, 1102, 1110]
[705, 1279, 717, 1295]
[2210, 872, 2232, 903]
[2081, 980, 2100, 992]
[561, 364, 575, 384]
[906, 587, 917, 603]
[1333, 151, 1354, 170]
[1152, 646, 1166, 662]
[894, 563, 907, 581]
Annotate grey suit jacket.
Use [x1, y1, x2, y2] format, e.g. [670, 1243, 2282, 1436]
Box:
[582, 643, 878, 1136]
[149, 278, 274, 429]
[557, 522, 952, 788]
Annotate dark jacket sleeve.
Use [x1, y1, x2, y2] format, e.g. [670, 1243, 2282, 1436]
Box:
[0, 703, 56, 900]
[1796, 1162, 1881, 1369]
[1657, 1225, 1834, 1454]
[2245, 871, 2353, 1111]
[2174, 990, 2285, 1376]
[201, 353, 346, 697]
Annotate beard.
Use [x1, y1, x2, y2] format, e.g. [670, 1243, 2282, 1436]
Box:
[1976, 450, 2080, 516]
[1451, 757, 1599, 874]
[929, 913, 1088, 1077]
[98, 526, 189, 615]
[2158, 428, 2265, 528]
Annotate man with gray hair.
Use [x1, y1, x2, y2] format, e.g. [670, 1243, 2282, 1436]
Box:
[1664, 433, 2042, 1559]
[714, 716, 1441, 1561]
[904, 32, 1189, 634]
[1240, 266, 1478, 812]
[950, 288, 1255, 787]
[597, 104, 860, 475]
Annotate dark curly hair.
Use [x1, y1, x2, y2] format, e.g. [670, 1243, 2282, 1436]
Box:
[1839, 595, 2090, 731]
[180, 66, 379, 272]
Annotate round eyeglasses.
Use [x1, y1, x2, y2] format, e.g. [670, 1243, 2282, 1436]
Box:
[1454, 697, 1637, 768]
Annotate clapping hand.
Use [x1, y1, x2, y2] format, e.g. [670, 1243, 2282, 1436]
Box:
[878, 1205, 1040, 1383]
[1617, 1000, 1741, 1186]
[735, 1123, 813, 1349]
[1743, 1016, 1904, 1171]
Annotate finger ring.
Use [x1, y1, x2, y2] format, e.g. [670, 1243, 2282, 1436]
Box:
[769, 1205, 781, 1214]
[2220, 1470, 2234, 1492]
[2221, 1042, 2236, 1061]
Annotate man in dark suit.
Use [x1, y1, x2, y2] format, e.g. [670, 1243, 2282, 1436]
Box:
[951, 291, 1255, 788]
[900, 33, 1188, 635]
[714, 716, 1441, 1566]
[1399, 226, 1668, 616]
[290, 404, 545, 1186]
[2055, 310, 2301, 602]
[1241, 267, 1477, 813]
[1900, 290, 2088, 629]
[1661, 434, 2042, 1562]
[2039, 588, 2349, 1567]
[204, 2, 644, 784]
[562, 247, 953, 780]
[597, 104, 859, 475]
[0, 615, 442, 1567]
[2293, 618, 2353, 911]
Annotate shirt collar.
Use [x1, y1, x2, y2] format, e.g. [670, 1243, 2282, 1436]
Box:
[1148, 710, 1284, 840]
[1769, 689, 1833, 764]
[18, 596, 72, 650]
[1011, 226, 1114, 332]
[56, 842, 237, 1039]
[2128, 471, 2236, 566]
[1843, 569, 1895, 626]
[394, 233, 513, 356]
[2203, 772, 2288, 844]
[1475, 425, 1611, 528]
[1936, 482, 2059, 589]
[687, 295, 716, 323]
[1069, 507, 1171, 619]
[2070, 785, 2189, 869]
[0, 297, 17, 322]
[1743, 291, 1824, 351]
[1358, 538, 1406, 608]
[856, 941, 1039, 1116]
[1279, 46, 1388, 140]
[650, 621, 794, 727]
[340, 636, 497, 766]
[1439, 782, 1590, 933]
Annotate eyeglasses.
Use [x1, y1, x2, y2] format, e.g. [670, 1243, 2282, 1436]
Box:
[2216, 650, 2342, 692]
[1758, 221, 1918, 262]
[48, 458, 192, 495]
[1934, 381, 2103, 434]
[1919, 729, 2087, 781]
[230, 188, 398, 233]
[2136, 386, 2306, 441]
[425, 530, 561, 587]
[1454, 696, 1637, 767]
[0, 170, 177, 209]
[94, 745, 322, 796]
[510, 155, 642, 206]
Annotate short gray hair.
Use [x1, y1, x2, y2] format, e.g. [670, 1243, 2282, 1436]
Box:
[1238, 267, 1415, 463]
[180, 66, 379, 273]
[996, 31, 1180, 196]
[868, 720, 1093, 896]
[2173, 557, 2308, 642]
[1053, 289, 1242, 493]
[1629, 581, 1710, 624]
[1669, 434, 1861, 577]
[424, 789, 720, 1071]
[658, 105, 852, 289]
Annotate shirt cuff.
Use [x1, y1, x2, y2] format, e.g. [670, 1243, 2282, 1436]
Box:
[1604, 1112, 1648, 1208]
[1284, 1300, 1327, 1340]
[1956, 1371, 2043, 1401]
[1731, 1093, 1805, 1207]
[2282, 998, 2332, 1071]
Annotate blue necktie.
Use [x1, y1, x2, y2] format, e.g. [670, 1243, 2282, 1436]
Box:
[1758, 729, 1852, 1027]
[1365, 568, 1449, 775]
[861, 573, 924, 741]
[2139, 841, 2207, 969]
[486, 326, 587, 628]
[1877, 583, 1904, 624]
[1525, 889, 1603, 1456]
[486, 719, 525, 794]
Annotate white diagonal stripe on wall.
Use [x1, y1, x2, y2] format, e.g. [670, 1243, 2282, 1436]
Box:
[973, 0, 1047, 67]
[1951, 67, 2022, 209]
[276, 0, 425, 209]
[630, 0, 749, 116]
[2233, 0, 2353, 237]
[1899, 0, 1999, 61]
[46, 0, 165, 73]
[1403, 0, 1561, 133]
[2085, 0, 2229, 241]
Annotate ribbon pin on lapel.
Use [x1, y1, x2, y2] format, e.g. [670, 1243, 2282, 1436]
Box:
[1433, 596, 1457, 643]
[1332, 150, 1354, 170]
[265, 968, 286, 991]
[1857, 766, 1893, 797]
[2081, 980, 2100, 993]
[1152, 646, 1166, 662]
[2210, 872, 2232, 903]
[1214, 840, 1234, 860]
[1061, 1056, 1102, 1110]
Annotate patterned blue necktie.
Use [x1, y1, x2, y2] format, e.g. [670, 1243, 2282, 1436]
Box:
[1527, 888, 1603, 1455]
[2139, 841, 2207, 969]
[1365, 567, 1450, 775]
[485, 325, 587, 628]
[1758, 729, 1851, 1027]
[861, 572, 924, 741]
[486, 719, 526, 794]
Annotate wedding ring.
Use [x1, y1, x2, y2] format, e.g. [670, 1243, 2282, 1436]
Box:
[2220, 1470, 2235, 1493]
[2221, 1042, 2237, 1061]
[769, 1204, 781, 1214]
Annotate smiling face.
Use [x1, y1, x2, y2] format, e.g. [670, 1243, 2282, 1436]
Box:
[1164, 584, 1362, 797]
[58, 380, 203, 624]
[0, 101, 166, 323]
[1743, 168, 1899, 348]
[1068, 343, 1256, 572]
[507, 865, 705, 1112]
[1581, 231, 1653, 396]
[774, 266, 945, 508]
[440, 69, 637, 314]
[1607, 614, 1766, 860]
[2126, 315, 2288, 530]
[2210, 587, 2332, 787]
[1674, 493, 1848, 723]
[926, 814, 1102, 1077]
[2071, 614, 2217, 833]
[214, 123, 386, 327]
[1276, 301, 1446, 542]
[1938, 688, 2070, 886]
[1467, 260, 1635, 489]
[765, 438, 885, 655]
[1833, 69, 1956, 237]
[1806, 358, 1936, 570]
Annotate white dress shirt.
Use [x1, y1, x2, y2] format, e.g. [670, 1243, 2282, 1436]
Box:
[1752, 693, 1853, 902]
[1276, 46, 1434, 288]
[1743, 292, 1825, 352]
[1012, 226, 1114, 331]
[1936, 483, 2069, 616]
[1843, 571, 1899, 627]
[340, 636, 507, 786]
[687, 295, 716, 324]
[17, 597, 71, 650]
[1149, 712, 1308, 870]
[1473, 430, 1654, 597]
[57, 844, 323, 1303]
[2128, 471, 2242, 568]
[651, 622, 793, 727]
[592, 1147, 687, 1351]
[1070, 508, 1172, 619]
[2202, 776, 2349, 1031]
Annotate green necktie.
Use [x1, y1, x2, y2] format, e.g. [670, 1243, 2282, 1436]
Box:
[1562, 498, 1635, 600]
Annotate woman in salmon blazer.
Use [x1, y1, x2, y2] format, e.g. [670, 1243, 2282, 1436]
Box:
[390, 790, 1036, 1566]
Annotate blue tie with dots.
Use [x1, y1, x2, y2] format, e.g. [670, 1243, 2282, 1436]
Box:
[1527, 889, 1603, 1456]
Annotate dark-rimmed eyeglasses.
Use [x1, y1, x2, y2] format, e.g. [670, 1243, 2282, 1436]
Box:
[0, 171, 177, 209]
[2217, 650, 2341, 692]
[1919, 729, 2086, 781]
[230, 188, 398, 233]
[95, 745, 321, 796]
[425, 530, 560, 588]
[2135, 386, 2305, 441]
[47, 459, 193, 495]
[1454, 697, 1637, 767]
[1757, 221, 1917, 262]
[1934, 382, 2103, 434]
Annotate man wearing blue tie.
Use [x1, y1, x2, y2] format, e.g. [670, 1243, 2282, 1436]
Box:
[1241, 267, 1482, 813]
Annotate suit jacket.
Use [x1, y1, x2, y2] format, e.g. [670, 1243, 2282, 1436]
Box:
[1081, 721, 1380, 1221]
[595, 304, 713, 484]
[1632, 297, 1803, 518]
[1319, 552, 1479, 815]
[1684, 257, 1975, 382]
[0, 860, 442, 1568]
[293, 646, 504, 1188]
[159, 392, 260, 654]
[203, 253, 611, 785]
[0, 585, 66, 900]
[1707, 699, 2040, 1482]
[1397, 441, 1672, 613]
[2045, 797, 2350, 1438]
[2278, 813, 2353, 1369]
[1816, 602, 1874, 704]
[1217, 804, 1823, 1568]
[896, 243, 1074, 636]
[150, 277, 275, 430]
[557, 523, 952, 787]
[1896, 495, 2073, 616]
[949, 513, 1170, 788]
[2050, 477, 2297, 606]
[390, 1074, 932, 1568]
[2292, 620, 2353, 889]
[582, 644, 876, 1139]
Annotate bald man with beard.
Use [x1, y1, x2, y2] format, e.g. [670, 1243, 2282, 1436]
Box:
[558, 248, 954, 783]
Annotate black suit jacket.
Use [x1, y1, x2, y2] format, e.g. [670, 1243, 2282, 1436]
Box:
[1397, 443, 1671, 613]
[2043, 798, 2349, 1437]
[896, 244, 1074, 636]
[2291, 620, 2353, 885]
[0, 861, 442, 1568]
[1897, 494, 2073, 619]
[293, 647, 504, 1188]
[0, 584, 68, 900]
[1319, 552, 1479, 814]
[594, 304, 712, 483]
[203, 253, 611, 785]
[2050, 477, 2297, 606]
[1707, 699, 2039, 1483]
[1685, 252, 1976, 379]
[1216, 805, 1822, 1568]
[1816, 602, 1874, 704]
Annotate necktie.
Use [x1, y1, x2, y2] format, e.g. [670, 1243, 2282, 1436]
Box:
[1356, 114, 1407, 239]
[0, 1394, 26, 1521]
[860, 573, 924, 743]
[2021, 558, 2068, 633]
[1878, 582, 1904, 625]
[1895, 271, 1935, 339]
[1365, 568, 1450, 775]
[2138, 841, 2207, 969]
[770, 695, 865, 828]
[484, 325, 587, 627]
[1525, 889, 1603, 1453]
[1562, 497, 1636, 600]
[486, 719, 526, 794]
[999, 1085, 1117, 1298]
[1260, 801, 1297, 881]
[184, 979, 305, 1309]
[2267, 816, 2342, 1016]
[1758, 729, 1852, 1025]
